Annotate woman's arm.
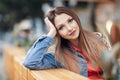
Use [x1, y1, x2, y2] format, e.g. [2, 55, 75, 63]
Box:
[23, 17, 58, 70]
[23, 35, 57, 70]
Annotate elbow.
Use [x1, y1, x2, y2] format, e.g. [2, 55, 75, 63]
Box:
[23, 61, 55, 70]
[23, 61, 37, 70]
[23, 60, 45, 70]
[23, 61, 31, 69]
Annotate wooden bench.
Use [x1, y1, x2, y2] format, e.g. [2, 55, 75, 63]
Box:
[3, 45, 89, 80]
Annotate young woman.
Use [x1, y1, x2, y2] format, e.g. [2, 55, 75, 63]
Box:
[23, 7, 111, 79]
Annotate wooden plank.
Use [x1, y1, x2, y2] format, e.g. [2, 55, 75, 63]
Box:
[28, 70, 36, 80]
[31, 69, 89, 80]
[21, 56, 28, 80]
[3, 45, 26, 80]
[3, 47, 15, 80]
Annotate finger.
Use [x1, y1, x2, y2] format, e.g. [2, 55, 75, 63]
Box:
[44, 17, 50, 30]
[45, 17, 55, 28]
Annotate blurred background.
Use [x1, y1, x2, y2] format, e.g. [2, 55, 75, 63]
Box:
[0, 0, 120, 80]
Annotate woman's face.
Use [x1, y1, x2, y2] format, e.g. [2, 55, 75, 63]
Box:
[54, 13, 80, 42]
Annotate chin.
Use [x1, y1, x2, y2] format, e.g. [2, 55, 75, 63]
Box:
[69, 36, 78, 40]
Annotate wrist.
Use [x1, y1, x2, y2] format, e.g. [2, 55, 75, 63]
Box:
[47, 30, 56, 38]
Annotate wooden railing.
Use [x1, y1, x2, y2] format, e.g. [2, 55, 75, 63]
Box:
[3, 45, 89, 80]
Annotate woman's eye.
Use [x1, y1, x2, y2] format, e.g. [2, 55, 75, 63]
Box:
[58, 26, 64, 30]
[68, 18, 73, 23]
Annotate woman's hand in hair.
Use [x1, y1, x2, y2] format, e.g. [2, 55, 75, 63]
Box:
[44, 17, 57, 38]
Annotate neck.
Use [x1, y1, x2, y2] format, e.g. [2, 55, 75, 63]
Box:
[70, 39, 80, 48]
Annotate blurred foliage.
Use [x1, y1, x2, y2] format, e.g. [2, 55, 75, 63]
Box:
[0, 0, 51, 31]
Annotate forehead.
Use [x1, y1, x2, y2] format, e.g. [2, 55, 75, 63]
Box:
[54, 13, 71, 26]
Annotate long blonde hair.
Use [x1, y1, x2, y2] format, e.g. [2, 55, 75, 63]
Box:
[47, 7, 107, 74]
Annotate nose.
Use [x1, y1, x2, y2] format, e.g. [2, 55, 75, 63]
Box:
[66, 25, 73, 31]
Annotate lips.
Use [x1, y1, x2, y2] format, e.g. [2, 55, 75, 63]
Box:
[69, 30, 76, 36]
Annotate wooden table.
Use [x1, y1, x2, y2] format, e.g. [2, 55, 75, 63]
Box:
[3, 44, 89, 80]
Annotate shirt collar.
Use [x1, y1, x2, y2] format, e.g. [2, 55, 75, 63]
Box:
[70, 42, 82, 53]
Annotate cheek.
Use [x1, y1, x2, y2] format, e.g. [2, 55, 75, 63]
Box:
[58, 31, 67, 38]
[75, 23, 80, 30]
[77, 25, 80, 31]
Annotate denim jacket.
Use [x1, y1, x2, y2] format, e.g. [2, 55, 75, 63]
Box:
[23, 32, 112, 77]
[23, 35, 88, 77]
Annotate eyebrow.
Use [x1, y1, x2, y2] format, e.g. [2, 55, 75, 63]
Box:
[56, 23, 64, 30]
[56, 16, 72, 28]
[56, 24, 63, 30]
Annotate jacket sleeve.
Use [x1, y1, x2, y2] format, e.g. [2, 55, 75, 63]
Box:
[23, 35, 57, 70]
